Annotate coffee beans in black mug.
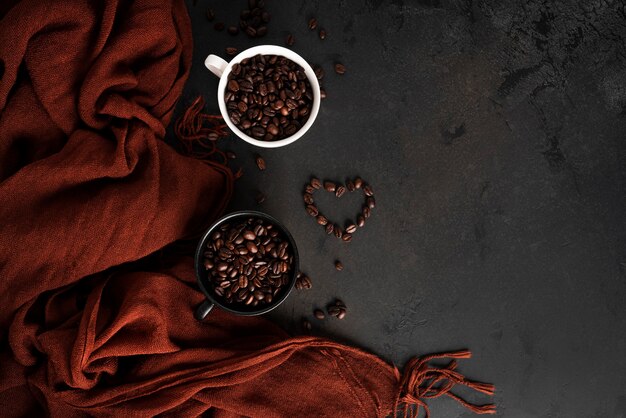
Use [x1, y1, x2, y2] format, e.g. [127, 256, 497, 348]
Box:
[225, 54, 313, 141]
[203, 217, 294, 308]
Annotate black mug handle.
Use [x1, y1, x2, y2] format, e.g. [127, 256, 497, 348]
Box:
[194, 299, 215, 321]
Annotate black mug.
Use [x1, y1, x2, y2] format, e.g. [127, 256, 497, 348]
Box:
[194, 210, 299, 320]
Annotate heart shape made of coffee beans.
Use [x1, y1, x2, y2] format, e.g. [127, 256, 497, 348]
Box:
[302, 176, 376, 242]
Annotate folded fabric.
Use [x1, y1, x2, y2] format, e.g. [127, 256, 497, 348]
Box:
[0, 0, 495, 416]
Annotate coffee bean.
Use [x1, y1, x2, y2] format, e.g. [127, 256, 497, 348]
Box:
[363, 206, 371, 219]
[316, 215, 328, 225]
[305, 185, 315, 194]
[255, 192, 266, 204]
[302, 318, 312, 332]
[334, 299, 346, 308]
[226, 47, 238, 56]
[257, 26, 268, 37]
[314, 309, 325, 320]
[346, 180, 355, 191]
[303, 193, 314, 205]
[325, 223, 334, 234]
[324, 181, 336, 192]
[327, 306, 341, 317]
[286, 33, 295, 46]
[335, 185, 346, 198]
[342, 233, 352, 242]
[228, 26, 239, 35]
[311, 177, 322, 189]
[335, 260, 343, 271]
[337, 308, 346, 320]
[308, 18, 318, 30]
[255, 155, 266, 170]
[320, 88, 327, 99]
[366, 196, 376, 209]
[214, 22, 225, 31]
[245, 26, 257, 37]
[354, 177, 363, 189]
[334, 63, 346, 75]
[261, 11, 271, 23]
[306, 204, 318, 217]
[295, 273, 312, 290]
[333, 225, 343, 238]
[206, 8, 215, 21]
[314, 65, 325, 80]
[227, 79, 240, 92]
[319, 29, 326, 40]
[356, 215, 365, 227]
[345, 224, 357, 234]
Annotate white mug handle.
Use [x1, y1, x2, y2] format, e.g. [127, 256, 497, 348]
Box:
[205, 54, 229, 78]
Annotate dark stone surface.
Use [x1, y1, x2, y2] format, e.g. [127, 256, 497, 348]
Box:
[177, 1, 626, 416]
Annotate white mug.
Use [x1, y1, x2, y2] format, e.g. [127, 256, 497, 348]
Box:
[204, 45, 321, 148]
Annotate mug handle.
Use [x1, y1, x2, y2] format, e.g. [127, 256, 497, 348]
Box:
[205, 54, 228, 78]
[194, 299, 215, 321]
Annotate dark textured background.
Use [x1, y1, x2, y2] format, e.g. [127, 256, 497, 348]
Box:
[174, 1, 626, 416]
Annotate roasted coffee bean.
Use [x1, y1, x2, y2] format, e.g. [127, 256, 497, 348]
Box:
[314, 65, 325, 80]
[305, 184, 315, 194]
[206, 8, 215, 21]
[316, 215, 328, 225]
[335, 185, 346, 198]
[314, 309, 325, 320]
[320, 88, 327, 99]
[324, 181, 336, 192]
[319, 29, 326, 39]
[325, 223, 334, 234]
[255, 155, 266, 170]
[327, 306, 341, 317]
[257, 26, 268, 37]
[345, 224, 357, 234]
[346, 180, 355, 191]
[337, 308, 346, 320]
[354, 177, 363, 189]
[214, 22, 225, 31]
[243, 230, 256, 240]
[255, 192, 266, 204]
[335, 260, 343, 271]
[342, 233, 352, 242]
[363, 185, 374, 196]
[334, 63, 346, 75]
[286, 33, 295, 46]
[228, 25, 239, 35]
[366, 196, 376, 209]
[311, 177, 322, 189]
[357, 215, 365, 227]
[333, 225, 343, 238]
[306, 204, 318, 217]
[303, 193, 314, 205]
[226, 47, 238, 56]
[363, 206, 371, 219]
[227, 79, 240, 92]
[295, 273, 312, 290]
[302, 318, 312, 332]
[245, 26, 257, 37]
[308, 18, 318, 30]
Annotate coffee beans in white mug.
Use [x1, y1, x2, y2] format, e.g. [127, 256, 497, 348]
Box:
[203, 217, 293, 308]
[225, 54, 313, 141]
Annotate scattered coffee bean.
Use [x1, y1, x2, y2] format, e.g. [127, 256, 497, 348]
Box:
[342, 233, 352, 242]
[366, 196, 376, 209]
[286, 33, 295, 46]
[255, 155, 266, 170]
[226, 151, 237, 159]
[305, 184, 315, 194]
[319, 28, 326, 40]
[334, 63, 346, 75]
[335, 260, 343, 271]
[225, 54, 313, 140]
[345, 224, 357, 234]
[228, 25, 239, 35]
[325, 223, 334, 234]
[354, 177, 363, 189]
[255, 191, 266, 204]
[324, 181, 336, 192]
[363, 185, 374, 196]
[303, 193, 314, 205]
[363, 206, 371, 219]
[311, 177, 322, 189]
[308, 18, 318, 30]
[240, 2, 270, 38]
[214, 22, 225, 31]
[333, 225, 343, 238]
[314, 65, 325, 80]
[346, 180, 355, 191]
[316, 215, 328, 225]
[327, 300, 347, 319]
[314, 309, 325, 320]
[295, 272, 312, 289]
[335, 185, 346, 198]
[302, 318, 312, 332]
[206, 8, 215, 21]
[320, 88, 327, 99]
[337, 308, 347, 319]
[226, 47, 238, 56]
[357, 215, 365, 227]
[203, 216, 294, 308]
